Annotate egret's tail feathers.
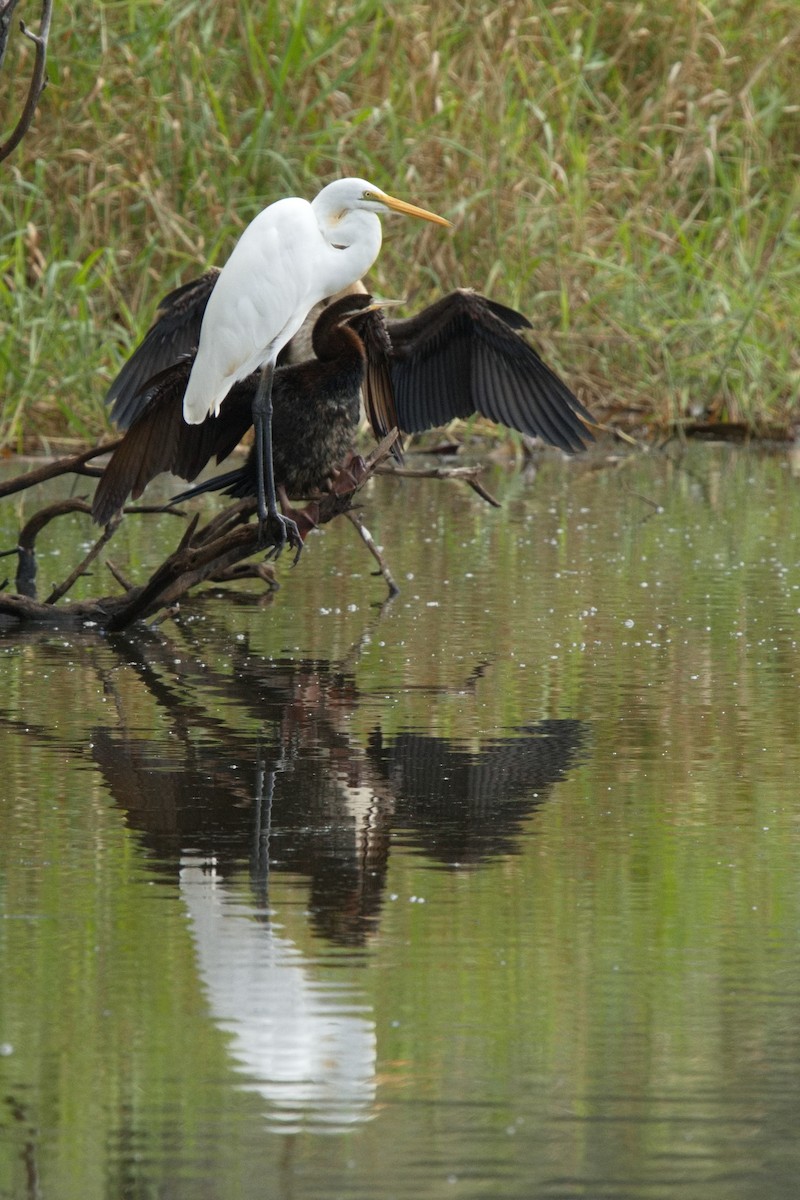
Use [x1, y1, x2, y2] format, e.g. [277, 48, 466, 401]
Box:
[182, 372, 211, 424]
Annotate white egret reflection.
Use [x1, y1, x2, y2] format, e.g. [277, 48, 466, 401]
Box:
[180, 859, 377, 1133]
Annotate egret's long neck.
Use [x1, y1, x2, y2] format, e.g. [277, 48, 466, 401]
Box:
[316, 209, 383, 296]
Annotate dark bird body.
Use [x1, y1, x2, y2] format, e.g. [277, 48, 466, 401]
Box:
[181, 305, 381, 504]
[94, 275, 594, 526]
[92, 294, 387, 525]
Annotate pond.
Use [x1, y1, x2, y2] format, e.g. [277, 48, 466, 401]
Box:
[2, 442, 800, 1199]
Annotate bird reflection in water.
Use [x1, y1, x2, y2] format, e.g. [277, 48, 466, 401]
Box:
[180, 851, 378, 1133]
[94, 632, 589, 935]
[89, 624, 588, 1130]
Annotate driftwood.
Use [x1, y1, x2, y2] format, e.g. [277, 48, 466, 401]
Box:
[0, 431, 500, 630]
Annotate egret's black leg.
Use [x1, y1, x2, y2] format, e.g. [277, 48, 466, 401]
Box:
[251, 362, 303, 561]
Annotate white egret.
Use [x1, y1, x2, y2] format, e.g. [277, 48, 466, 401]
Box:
[179, 178, 450, 556]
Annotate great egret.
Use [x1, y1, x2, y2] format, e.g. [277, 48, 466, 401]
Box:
[164, 178, 450, 556]
[91, 288, 594, 529]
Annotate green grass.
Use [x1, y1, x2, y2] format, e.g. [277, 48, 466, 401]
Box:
[1, 0, 798, 450]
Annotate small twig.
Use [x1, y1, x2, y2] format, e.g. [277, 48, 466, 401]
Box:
[464, 476, 501, 508]
[118, 503, 188, 518]
[105, 559, 133, 591]
[378, 463, 483, 481]
[0, 0, 53, 164]
[345, 511, 399, 597]
[377, 462, 501, 507]
[46, 521, 119, 604]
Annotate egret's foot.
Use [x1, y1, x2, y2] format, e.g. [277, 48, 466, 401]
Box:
[259, 511, 304, 565]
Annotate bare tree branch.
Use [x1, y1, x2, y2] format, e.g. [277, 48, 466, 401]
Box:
[0, 428, 513, 630]
[344, 511, 399, 596]
[0, 441, 122, 498]
[0, 0, 53, 165]
[0, 1, 23, 70]
[378, 462, 502, 507]
[0, 432, 402, 630]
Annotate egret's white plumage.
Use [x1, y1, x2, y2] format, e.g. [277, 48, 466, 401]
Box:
[180, 177, 449, 554]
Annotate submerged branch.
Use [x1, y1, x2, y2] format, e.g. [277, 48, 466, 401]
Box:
[0, 427, 529, 630]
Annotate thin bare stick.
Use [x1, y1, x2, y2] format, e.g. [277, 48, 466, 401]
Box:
[377, 462, 501, 507]
[345, 511, 399, 596]
[117, 504, 189, 519]
[464, 477, 501, 507]
[0, 0, 53, 163]
[46, 521, 119, 604]
[105, 559, 133, 591]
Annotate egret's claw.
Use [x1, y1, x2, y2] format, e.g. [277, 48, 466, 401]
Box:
[259, 512, 303, 564]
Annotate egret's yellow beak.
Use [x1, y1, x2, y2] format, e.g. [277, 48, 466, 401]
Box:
[373, 189, 452, 227]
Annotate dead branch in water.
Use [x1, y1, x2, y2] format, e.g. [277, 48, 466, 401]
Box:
[3, 431, 490, 629]
[0, 431, 503, 629]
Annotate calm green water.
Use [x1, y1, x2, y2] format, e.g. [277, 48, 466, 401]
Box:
[2, 443, 800, 1199]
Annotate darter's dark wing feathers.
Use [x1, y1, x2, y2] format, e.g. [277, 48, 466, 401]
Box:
[92, 355, 253, 524]
[354, 308, 403, 464]
[385, 289, 593, 451]
[105, 270, 219, 429]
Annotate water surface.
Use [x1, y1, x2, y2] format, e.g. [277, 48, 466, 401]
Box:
[1, 444, 800, 1198]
